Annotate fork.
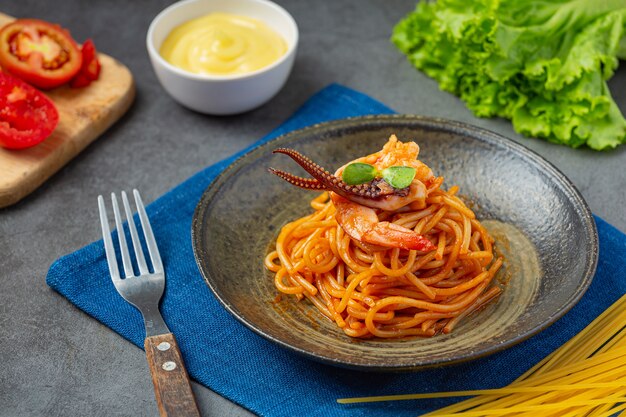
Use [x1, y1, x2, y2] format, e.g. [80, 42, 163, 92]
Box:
[98, 190, 201, 417]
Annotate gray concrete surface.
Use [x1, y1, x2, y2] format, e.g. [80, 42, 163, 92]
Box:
[1, 1, 625, 416]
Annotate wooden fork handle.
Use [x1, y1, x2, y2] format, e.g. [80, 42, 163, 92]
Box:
[144, 333, 201, 417]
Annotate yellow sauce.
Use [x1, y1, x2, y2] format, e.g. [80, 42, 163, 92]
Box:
[159, 12, 287, 76]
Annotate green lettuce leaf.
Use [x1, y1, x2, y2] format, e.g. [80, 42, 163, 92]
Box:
[392, 0, 626, 150]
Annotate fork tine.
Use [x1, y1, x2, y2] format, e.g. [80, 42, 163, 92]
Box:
[98, 195, 121, 282]
[121, 190, 149, 275]
[133, 190, 164, 274]
[111, 193, 134, 278]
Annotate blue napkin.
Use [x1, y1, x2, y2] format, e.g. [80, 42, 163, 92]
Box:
[47, 84, 626, 417]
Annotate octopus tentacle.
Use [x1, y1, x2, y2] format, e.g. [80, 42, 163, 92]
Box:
[271, 148, 384, 198]
[267, 168, 325, 190]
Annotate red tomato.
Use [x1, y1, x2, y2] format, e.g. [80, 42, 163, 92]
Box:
[69, 72, 91, 88]
[0, 19, 82, 89]
[0, 72, 59, 149]
[70, 39, 101, 88]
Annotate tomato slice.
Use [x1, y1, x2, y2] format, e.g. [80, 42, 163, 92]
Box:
[70, 39, 101, 88]
[0, 19, 82, 89]
[69, 72, 91, 88]
[0, 71, 59, 149]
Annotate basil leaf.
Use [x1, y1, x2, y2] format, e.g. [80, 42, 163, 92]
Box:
[382, 166, 416, 189]
[342, 163, 378, 185]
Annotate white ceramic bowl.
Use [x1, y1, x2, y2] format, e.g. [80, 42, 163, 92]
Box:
[147, 0, 298, 115]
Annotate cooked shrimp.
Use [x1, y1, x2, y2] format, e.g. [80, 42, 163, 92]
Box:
[331, 193, 435, 251]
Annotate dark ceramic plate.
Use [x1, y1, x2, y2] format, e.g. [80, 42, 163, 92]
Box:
[191, 115, 598, 371]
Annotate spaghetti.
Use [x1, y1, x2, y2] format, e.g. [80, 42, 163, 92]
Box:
[265, 136, 503, 338]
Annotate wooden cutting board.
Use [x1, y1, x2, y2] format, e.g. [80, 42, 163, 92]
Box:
[0, 13, 135, 208]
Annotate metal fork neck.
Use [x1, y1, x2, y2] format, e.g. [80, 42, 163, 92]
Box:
[140, 303, 170, 337]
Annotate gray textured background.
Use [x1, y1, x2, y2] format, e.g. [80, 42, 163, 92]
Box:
[1, 1, 624, 416]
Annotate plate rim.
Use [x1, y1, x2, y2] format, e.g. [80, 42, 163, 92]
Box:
[191, 114, 599, 371]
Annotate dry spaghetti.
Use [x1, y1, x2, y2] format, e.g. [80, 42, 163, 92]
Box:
[264, 182, 502, 338]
